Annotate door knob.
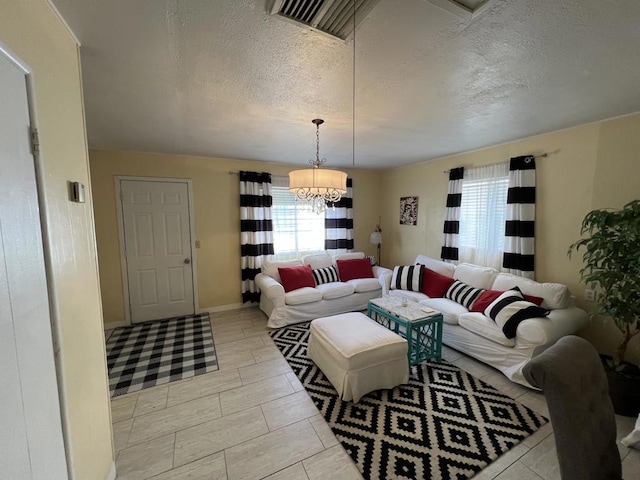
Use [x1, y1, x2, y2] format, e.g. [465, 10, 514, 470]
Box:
[184, 258, 191, 264]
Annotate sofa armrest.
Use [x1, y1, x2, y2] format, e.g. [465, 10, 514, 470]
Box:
[254, 273, 285, 307]
[373, 266, 393, 295]
[517, 306, 590, 346]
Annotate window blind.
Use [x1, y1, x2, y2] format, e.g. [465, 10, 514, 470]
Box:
[458, 163, 509, 268]
[271, 176, 324, 256]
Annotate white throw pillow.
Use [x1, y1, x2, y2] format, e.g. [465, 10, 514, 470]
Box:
[444, 280, 484, 309]
[312, 266, 340, 285]
[492, 273, 571, 309]
[485, 288, 550, 339]
[390, 265, 423, 292]
[414, 255, 455, 277]
[453, 263, 498, 290]
[302, 252, 333, 270]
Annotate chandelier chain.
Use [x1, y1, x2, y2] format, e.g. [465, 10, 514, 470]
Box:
[353, 0, 356, 168]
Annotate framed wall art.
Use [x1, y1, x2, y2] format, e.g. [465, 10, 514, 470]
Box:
[400, 196, 418, 225]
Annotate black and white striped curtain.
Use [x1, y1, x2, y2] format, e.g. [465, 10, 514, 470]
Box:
[503, 156, 536, 278]
[325, 178, 354, 253]
[240, 171, 274, 303]
[441, 167, 464, 262]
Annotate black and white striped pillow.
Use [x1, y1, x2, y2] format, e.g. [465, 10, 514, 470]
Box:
[390, 265, 423, 292]
[485, 288, 550, 339]
[312, 266, 340, 285]
[445, 280, 484, 309]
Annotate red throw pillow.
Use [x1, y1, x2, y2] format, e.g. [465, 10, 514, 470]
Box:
[524, 294, 544, 306]
[336, 258, 374, 281]
[471, 289, 505, 312]
[278, 264, 315, 293]
[421, 267, 455, 298]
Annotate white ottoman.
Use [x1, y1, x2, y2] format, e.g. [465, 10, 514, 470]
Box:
[308, 312, 409, 403]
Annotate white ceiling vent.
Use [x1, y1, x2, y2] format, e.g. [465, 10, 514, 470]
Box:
[268, 0, 383, 40]
[426, 0, 493, 20]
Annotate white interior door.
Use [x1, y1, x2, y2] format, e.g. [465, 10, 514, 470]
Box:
[0, 52, 68, 478]
[120, 179, 195, 323]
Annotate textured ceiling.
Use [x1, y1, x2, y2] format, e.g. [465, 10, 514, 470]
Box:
[51, 0, 640, 169]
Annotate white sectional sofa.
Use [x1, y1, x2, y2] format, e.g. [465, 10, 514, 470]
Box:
[255, 252, 392, 328]
[383, 255, 590, 386]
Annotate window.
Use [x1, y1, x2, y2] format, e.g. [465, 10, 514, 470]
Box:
[458, 163, 509, 269]
[271, 176, 324, 258]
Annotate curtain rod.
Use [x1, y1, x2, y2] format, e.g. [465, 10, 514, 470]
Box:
[442, 153, 548, 174]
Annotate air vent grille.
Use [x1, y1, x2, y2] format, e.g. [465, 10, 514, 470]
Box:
[426, 0, 492, 19]
[270, 0, 382, 40]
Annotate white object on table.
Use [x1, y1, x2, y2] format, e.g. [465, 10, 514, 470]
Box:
[370, 297, 441, 323]
[621, 414, 640, 449]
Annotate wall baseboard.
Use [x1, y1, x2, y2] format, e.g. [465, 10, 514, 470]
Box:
[106, 461, 116, 480]
[103, 304, 260, 331]
[199, 303, 259, 314]
[103, 320, 128, 331]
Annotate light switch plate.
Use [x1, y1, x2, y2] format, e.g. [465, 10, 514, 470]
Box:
[71, 182, 85, 203]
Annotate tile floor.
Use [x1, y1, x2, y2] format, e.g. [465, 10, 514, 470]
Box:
[107, 307, 640, 480]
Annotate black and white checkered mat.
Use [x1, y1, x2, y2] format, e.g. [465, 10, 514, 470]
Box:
[106, 313, 218, 397]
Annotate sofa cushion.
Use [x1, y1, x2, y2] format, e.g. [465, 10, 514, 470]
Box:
[312, 266, 340, 285]
[492, 273, 571, 309]
[485, 289, 551, 339]
[315, 282, 355, 299]
[414, 255, 455, 277]
[336, 258, 374, 281]
[389, 289, 429, 302]
[458, 313, 516, 347]
[445, 280, 485, 309]
[333, 252, 365, 263]
[302, 252, 333, 270]
[454, 263, 498, 290]
[347, 278, 381, 293]
[284, 287, 323, 305]
[517, 307, 589, 345]
[278, 264, 315, 293]
[262, 258, 303, 283]
[390, 265, 423, 292]
[421, 267, 455, 298]
[470, 289, 504, 312]
[419, 297, 469, 325]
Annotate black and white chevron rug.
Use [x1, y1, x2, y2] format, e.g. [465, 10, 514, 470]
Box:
[107, 313, 218, 397]
[270, 322, 547, 480]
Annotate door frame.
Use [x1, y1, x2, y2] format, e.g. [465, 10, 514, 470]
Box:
[115, 176, 199, 325]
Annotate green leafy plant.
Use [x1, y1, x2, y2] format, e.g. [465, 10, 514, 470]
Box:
[568, 199, 640, 367]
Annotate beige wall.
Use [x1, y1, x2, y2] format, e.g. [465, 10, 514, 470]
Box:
[91, 114, 640, 362]
[381, 113, 640, 363]
[0, 0, 113, 479]
[89, 149, 383, 325]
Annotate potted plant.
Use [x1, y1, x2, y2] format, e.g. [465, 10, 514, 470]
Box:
[568, 199, 640, 415]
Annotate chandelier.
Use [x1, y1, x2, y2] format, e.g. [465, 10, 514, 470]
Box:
[288, 119, 347, 214]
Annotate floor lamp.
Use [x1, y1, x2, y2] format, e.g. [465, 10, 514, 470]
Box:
[370, 219, 382, 266]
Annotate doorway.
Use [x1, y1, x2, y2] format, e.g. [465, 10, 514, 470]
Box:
[116, 177, 198, 324]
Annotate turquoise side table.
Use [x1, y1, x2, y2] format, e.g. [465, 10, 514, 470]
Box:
[367, 297, 443, 365]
